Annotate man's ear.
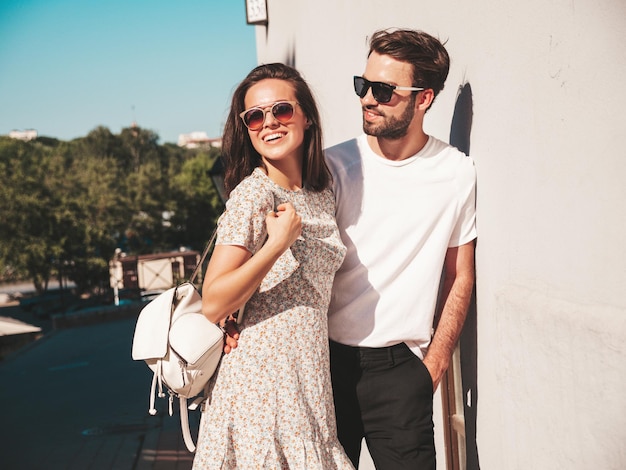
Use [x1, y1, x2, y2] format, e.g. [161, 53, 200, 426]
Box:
[417, 89, 435, 111]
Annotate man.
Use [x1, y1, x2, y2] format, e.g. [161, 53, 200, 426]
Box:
[325, 28, 477, 469]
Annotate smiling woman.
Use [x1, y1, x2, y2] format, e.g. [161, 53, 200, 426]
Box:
[242, 80, 310, 188]
[220, 63, 329, 196]
[191, 63, 354, 469]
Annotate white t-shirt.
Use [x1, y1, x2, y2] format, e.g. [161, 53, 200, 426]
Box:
[325, 134, 477, 358]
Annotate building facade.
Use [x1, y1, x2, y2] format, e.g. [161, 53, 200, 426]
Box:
[244, 1, 626, 469]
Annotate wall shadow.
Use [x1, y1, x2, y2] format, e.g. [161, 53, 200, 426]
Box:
[450, 83, 473, 155]
[449, 82, 481, 470]
[284, 43, 296, 68]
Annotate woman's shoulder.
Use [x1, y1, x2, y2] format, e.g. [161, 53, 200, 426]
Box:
[231, 167, 269, 192]
[219, 169, 274, 250]
[229, 168, 273, 205]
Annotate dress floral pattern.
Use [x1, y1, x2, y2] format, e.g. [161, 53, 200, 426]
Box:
[193, 168, 354, 469]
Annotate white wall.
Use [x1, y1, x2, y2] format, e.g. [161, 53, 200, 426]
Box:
[251, 1, 626, 468]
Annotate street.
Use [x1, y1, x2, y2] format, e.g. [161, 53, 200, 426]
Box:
[0, 312, 194, 469]
[0, 295, 375, 470]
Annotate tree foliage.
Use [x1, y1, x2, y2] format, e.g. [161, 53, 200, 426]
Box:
[0, 127, 223, 294]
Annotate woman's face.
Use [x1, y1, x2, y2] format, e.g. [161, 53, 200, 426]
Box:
[243, 79, 309, 168]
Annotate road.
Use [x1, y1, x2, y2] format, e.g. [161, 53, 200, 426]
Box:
[0, 303, 375, 469]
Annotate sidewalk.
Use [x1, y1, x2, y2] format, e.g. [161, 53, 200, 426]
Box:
[136, 408, 196, 470]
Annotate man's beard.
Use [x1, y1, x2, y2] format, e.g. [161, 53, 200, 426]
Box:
[362, 97, 416, 139]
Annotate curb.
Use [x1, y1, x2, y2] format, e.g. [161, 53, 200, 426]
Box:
[52, 303, 143, 329]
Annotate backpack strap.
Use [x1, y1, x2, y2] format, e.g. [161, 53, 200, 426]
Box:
[180, 374, 212, 452]
[148, 359, 165, 416]
[189, 222, 220, 285]
[148, 369, 158, 416]
[179, 396, 196, 452]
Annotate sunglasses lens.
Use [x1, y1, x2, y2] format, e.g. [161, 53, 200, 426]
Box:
[242, 102, 295, 130]
[371, 83, 393, 103]
[272, 102, 294, 123]
[354, 77, 367, 98]
[243, 109, 265, 130]
[353, 77, 393, 103]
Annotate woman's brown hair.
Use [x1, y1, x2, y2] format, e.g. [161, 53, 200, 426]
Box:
[221, 63, 330, 196]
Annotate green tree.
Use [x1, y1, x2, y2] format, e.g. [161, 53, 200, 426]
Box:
[0, 137, 65, 292]
[61, 144, 132, 292]
[0, 127, 223, 295]
[170, 149, 223, 251]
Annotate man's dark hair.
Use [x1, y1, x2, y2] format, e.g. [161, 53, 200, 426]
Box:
[369, 28, 450, 99]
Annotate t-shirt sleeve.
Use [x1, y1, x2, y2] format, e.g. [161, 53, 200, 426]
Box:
[449, 156, 477, 247]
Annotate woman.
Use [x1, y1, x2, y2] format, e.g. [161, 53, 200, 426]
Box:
[192, 63, 354, 469]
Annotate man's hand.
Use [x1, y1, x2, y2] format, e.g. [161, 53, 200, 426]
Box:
[422, 356, 443, 391]
[223, 319, 240, 354]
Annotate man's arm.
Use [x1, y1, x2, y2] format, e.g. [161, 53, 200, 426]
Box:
[423, 240, 475, 391]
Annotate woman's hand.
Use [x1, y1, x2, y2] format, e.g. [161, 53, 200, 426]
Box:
[223, 319, 240, 354]
[264, 202, 301, 253]
[202, 202, 301, 325]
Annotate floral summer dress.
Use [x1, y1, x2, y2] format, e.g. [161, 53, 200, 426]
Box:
[192, 168, 353, 470]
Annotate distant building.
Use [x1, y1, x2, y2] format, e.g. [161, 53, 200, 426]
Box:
[9, 129, 37, 141]
[177, 131, 222, 149]
[109, 249, 200, 293]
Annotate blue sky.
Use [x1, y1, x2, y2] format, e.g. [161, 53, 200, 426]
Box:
[0, 0, 258, 144]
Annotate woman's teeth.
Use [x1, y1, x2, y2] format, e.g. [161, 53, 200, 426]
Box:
[264, 132, 284, 142]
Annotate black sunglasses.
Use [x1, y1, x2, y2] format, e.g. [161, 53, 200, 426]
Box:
[353, 76, 424, 103]
[239, 101, 297, 131]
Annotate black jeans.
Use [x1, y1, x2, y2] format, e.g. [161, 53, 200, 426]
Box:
[330, 340, 436, 470]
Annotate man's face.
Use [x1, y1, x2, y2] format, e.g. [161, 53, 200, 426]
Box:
[360, 52, 418, 139]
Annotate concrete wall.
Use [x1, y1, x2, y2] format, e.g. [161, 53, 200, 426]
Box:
[249, 1, 626, 468]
